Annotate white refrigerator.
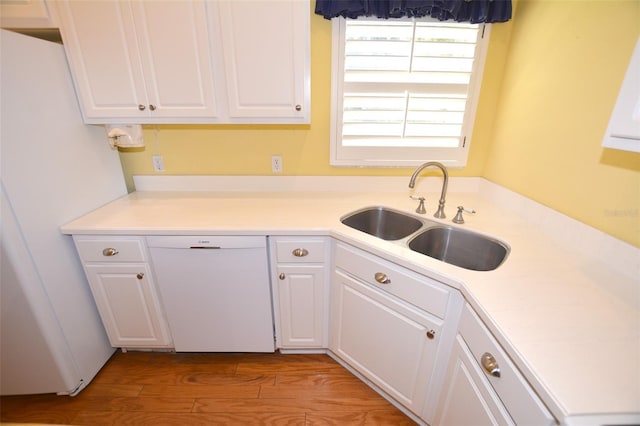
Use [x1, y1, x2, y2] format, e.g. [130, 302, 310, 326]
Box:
[0, 29, 128, 395]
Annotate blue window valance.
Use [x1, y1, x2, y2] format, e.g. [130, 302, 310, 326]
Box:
[314, 0, 512, 23]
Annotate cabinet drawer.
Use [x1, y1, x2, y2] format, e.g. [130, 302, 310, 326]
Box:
[275, 238, 326, 263]
[459, 304, 555, 426]
[334, 242, 450, 319]
[74, 236, 147, 262]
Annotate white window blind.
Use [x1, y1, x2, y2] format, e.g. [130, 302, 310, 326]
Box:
[330, 17, 489, 167]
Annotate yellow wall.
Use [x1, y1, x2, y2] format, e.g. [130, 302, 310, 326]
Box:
[119, 5, 511, 183]
[483, 0, 639, 246]
[119, 0, 640, 247]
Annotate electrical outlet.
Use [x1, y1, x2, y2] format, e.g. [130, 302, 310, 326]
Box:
[152, 155, 165, 172]
[271, 155, 282, 173]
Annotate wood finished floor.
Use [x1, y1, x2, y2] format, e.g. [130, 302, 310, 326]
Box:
[0, 351, 417, 425]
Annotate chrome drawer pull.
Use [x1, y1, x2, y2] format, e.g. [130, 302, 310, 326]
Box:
[481, 352, 501, 377]
[102, 247, 119, 256]
[374, 272, 391, 284]
[292, 248, 309, 257]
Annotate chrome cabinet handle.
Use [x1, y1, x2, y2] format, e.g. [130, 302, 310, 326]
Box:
[295, 104, 302, 111]
[481, 352, 501, 377]
[279, 273, 286, 280]
[374, 272, 391, 284]
[136, 273, 144, 280]
[292, 248, 309, 257]
[102, 248, 119, 256]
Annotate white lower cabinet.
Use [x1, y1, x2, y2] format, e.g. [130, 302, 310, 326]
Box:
[332, 269, 439, 414]
[83, 264, 172, 348]
[330, 242, 462, 422]
[73, 236, 172, 349]
[435, 304, 556, 426]
[436, 336, 514, 425]
[270, 237, 329, 349]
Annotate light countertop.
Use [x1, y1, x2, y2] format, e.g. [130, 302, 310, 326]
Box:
[61, 176, 640, 425]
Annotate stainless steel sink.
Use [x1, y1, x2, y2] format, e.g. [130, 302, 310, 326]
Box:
[341, 206, 509, 271]
[340, 206, 424, 240]
[408, 226, 508, 271]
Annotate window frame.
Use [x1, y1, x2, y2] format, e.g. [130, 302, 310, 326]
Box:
[329, 16, 491, 168]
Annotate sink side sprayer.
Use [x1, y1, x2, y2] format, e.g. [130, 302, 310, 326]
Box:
[408, 161, 448, 218]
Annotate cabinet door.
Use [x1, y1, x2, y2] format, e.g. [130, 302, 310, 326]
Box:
[56, 0, 218, 123]
[275, 265, 325, 348]
[84, 264, 172, 348]
[215, 0, 310, 123]
[130, 0, 218, 119]
[331, 269, 441, 415]
[0, 0, 56, 28]
[56, 0, 149, 121]
[435, 337, 514, 426]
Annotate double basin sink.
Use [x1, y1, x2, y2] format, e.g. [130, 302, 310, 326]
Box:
[341, 206, 509, 271]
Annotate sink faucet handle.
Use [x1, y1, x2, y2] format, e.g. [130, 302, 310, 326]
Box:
[452, 206, 476, 224]
[409, 195, 426, 214]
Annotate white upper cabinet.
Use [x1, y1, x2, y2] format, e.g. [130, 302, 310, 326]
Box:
[55, 0, 310, 124]
[56, 0, 218, 123]
[130, 1, 218, 120]
[212, 0, 310, 123]
[0, 0, 57, 28]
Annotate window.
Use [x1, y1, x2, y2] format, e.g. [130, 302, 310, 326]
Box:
[602, 36, 640, 153]
[330, 17, 490, 167]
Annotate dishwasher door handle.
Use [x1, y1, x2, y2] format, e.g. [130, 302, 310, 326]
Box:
[189, 246, 222, 249]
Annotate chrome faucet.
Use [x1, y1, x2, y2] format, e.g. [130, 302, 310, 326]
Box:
[408, 161, 448, 218]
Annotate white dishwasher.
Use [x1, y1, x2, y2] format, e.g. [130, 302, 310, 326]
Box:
[147, 236, 275, 352]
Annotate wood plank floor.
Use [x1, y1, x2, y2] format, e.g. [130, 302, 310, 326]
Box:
[0, 351, 417, 425]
